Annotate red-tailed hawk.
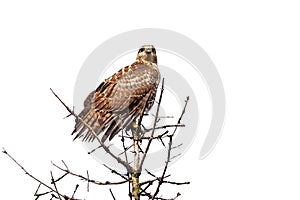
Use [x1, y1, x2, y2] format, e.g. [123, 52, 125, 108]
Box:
[72, 45, 160, 142]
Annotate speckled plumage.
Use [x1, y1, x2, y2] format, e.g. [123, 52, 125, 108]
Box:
[72, 45, 160, 142]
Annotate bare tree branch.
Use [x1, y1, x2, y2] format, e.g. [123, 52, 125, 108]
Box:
[2, 148, 78, 200]
[52, 161, 129, 186]
[144, 124, 185, 132]
[50, 171, 62, 200]
[109, 188, 117, 200]
[151, 96, 190, 199]
[3, 82, 191, 200]
[151, 136, 173, 200]
[170, 96, 189, 137]
[50, 88, 133, 173]
[71, 184, 80, 199]
[138, 78, 165, 173]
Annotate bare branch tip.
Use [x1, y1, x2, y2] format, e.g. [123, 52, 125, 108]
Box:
[109, 188, 117, 200]
[2, 147, 7, 154]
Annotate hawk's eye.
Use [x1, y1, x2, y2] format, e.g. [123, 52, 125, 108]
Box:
[139, 48, 145, 53]
[152, 48, 156, 54]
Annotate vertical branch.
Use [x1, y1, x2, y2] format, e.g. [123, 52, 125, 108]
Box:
[151, 96, 190, 199]
[138, 78, 165, 173]
[151, 136, 173, 200]
[120, 115, 133, 200]
[131, 79, 165, 200]
[50, 171, 62, 200]
[132, 122, 140, 200]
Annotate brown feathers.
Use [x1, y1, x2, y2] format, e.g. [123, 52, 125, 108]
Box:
[72, 45, 160, 142]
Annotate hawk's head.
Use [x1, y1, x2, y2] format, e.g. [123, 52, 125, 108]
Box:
[136, 45, 157, 64]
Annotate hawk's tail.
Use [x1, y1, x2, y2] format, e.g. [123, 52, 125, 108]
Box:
[72, 92, 150, 143]
[72, 108, 101, 142]
[71, 107, 136, 143]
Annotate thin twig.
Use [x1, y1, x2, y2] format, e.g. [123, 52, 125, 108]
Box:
[144, 124, 185, 132]
[53, 172, 68, 183]
[103, 164, 129, 180]
[138, 78, 165, 172]
[109, 188, 117, 200]
[50, 171, 62, 200]
[52, 161, 129, 185]
[170, 96, 189, 137]
[121, 120, 130, 169]
[86, 170, 90, 192]
[139, 175, 171, 186]
[50, 88, 133, 172]
[120, 130, 169, 140]
[151, 136, 173, 200]
[61, 160, 69, 171]
[162, 180, 190, 185]
[151, 96, 190, 199]
[2, 148, 75, 200]
[72, 185, 79, 199]
[34, 183, 52, 199]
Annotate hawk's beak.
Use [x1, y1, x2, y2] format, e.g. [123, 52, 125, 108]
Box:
[146, 49, 152, 54]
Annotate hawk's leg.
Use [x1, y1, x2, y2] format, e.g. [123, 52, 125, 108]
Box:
[130, 120, 146, 141]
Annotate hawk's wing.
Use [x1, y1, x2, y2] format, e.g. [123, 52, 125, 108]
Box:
[72, 62, 160, 142]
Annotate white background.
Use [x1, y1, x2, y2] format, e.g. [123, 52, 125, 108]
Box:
[1, 0, 300, 199]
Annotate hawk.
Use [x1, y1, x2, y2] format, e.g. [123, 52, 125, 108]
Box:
[72, 45, 160, 142]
